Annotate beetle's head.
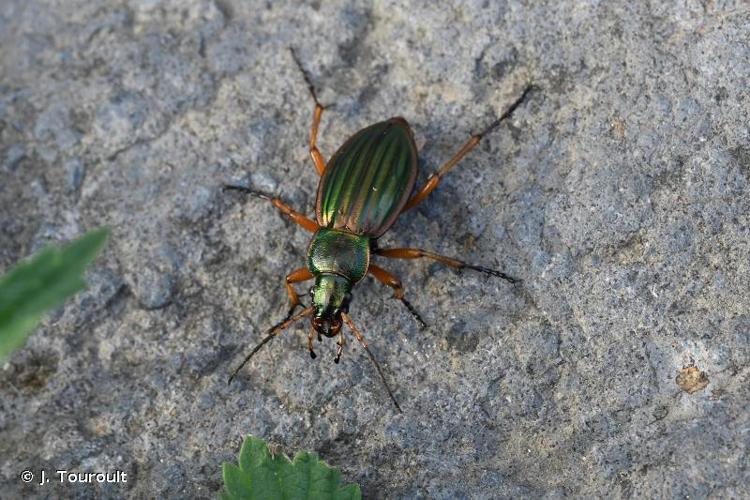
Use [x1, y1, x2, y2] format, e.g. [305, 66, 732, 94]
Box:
[309, 274, 352, 337]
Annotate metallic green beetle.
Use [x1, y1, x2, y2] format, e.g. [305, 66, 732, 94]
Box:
[226, 50, 531, 411]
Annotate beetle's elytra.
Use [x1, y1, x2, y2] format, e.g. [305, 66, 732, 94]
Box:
[318, 117, 417, 238]
[225, 49, 533, 411]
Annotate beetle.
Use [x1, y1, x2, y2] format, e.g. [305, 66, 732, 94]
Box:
[225, 49, 532, 411]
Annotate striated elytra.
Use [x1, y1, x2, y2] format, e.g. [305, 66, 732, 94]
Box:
[318, 117, 417, 238]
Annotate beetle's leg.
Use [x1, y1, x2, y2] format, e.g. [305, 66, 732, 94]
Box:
[223, 185, 320, 233]
[375, 247, 520, 284]
[290, 47, 328, 176]
[402, 86, 533, 212]
[283, 267, 314, 320]
[341, 312, 401, 413]
[334, 328, 346, 363]
[308, 102, 327, 176]
[368, 264, 427, 329]
[307, 324, 317, 359]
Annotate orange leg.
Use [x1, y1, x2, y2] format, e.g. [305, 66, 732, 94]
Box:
[309, 103, 327, 176]
[375, 247, 519, 284]
[285, 267, 314, 314]
[334, 328, 346, 363]
[368, 264, 406, 299]
[307, 324, 318, 359]
[290, 47, 328, 176]
[223, 185, 319, 233]
[368, 264, 426, 328]
[402, 86, 532, 212]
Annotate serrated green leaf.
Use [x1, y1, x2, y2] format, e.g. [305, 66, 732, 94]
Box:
[0, 228, 109, 362]
[333, 484, 361, 500]
[221, 436, 362, 500]
[223, 463, 252, 498]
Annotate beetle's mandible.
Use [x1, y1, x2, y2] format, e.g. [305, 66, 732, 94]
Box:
[225, 49, 533, 411]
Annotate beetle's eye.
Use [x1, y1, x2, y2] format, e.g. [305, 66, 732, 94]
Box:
[309, 287, 314, 297]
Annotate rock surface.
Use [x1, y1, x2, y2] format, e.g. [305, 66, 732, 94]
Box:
[1, 1, 748, 498]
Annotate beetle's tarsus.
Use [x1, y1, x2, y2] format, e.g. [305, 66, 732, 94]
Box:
[227, 331, 276, 385]
[476, 84, 534, 139]
[289, 46, 327, 108]
[466, 264, 521, 284]
[400, 296, 427, 329]
[222, 184, 273, 201]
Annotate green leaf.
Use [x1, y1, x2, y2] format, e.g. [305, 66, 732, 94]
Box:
[221, 436, 362, 500]
[0, 228, 109, 362]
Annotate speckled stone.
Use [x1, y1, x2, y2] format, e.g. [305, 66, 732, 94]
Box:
[1, 1, 748, 498]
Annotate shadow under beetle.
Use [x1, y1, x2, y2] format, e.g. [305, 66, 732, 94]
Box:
[225, 49, 532, 412]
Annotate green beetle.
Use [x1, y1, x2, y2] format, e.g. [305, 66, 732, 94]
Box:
[226, 50, 532, 411]
[308, 117, 417, 334]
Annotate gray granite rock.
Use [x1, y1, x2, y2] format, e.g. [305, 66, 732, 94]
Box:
[1, 1, 748, 498]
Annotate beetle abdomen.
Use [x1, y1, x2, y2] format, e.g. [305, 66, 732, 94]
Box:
[316, 117, 418, 237]
[307, 228, 371, 283]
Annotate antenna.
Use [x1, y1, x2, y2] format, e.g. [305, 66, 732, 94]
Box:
[341, 313, 402, 413]
[228, 306, 314, 385]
